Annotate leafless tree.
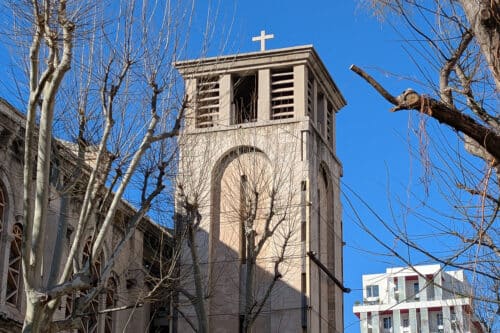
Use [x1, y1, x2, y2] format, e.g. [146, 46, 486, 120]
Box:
[174, 127, 301, 333]
[351, 0, 498, 331]
[219, 145, 299, 333]
[0, 0, 218, 331]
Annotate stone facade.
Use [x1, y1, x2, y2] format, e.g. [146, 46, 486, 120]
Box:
[0, 98, 171, 333]
[175, 46, 347, 332]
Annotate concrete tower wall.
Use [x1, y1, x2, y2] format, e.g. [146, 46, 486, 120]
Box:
[175, 46, 346, 333]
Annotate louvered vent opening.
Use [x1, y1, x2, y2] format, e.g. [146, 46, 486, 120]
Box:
[271, 67, 294, 120]
[196, 76, 220, 128]
[307, 73, 314, 119]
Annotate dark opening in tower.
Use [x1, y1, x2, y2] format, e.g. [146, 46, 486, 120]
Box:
[233, 73, 257, 124]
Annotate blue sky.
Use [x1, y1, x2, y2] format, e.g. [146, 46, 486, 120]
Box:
[200, 1, 474, 332]
[0, 1, 465, 332]
[203, 2, 433, 331]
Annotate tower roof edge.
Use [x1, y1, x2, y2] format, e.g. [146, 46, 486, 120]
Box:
[174, 44, 347, 111]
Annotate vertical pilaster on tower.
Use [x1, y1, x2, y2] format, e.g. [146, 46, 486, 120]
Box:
[219, 74, 232, 126]
[184, 78, 197, 129]
[257, 69, 271, 121]
[294, 65, 307, 117]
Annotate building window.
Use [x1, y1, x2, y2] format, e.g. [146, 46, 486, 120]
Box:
[413, 282, 420, 299]
[366, 285, 379, 298]
[437, 312, 444, 332]
[105, 277, 117, 333]
[233, 73, 258, 124]
[196, 76, 220, 128]
[82, 239, 103, 333]
[437, 312, 443, 326]
[271, 67, 294, 120]
[6, 223, 23, 307]
[450, 311, 457, 330]
[383, 317, 392, 330]
[402, 319, 409, 327]
[149, 302, 171, 332]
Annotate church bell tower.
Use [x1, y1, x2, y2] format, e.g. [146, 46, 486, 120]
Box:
[174, 42, 347, 333]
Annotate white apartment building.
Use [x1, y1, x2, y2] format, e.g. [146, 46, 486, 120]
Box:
[353, 265, 485, 333]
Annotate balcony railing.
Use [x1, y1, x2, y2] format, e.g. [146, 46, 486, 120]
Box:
[363, 297, 380, 305]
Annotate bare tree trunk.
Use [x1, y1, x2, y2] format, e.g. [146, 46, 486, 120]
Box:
[188, 224, 209, 333]
[176, 190, 210, 333]
[22, 2, 75, 330]
[242, 233, 256, 333]
[353, 1, 499, 329]
[0, 0, 204, 331]
[460, 0, 500, 91]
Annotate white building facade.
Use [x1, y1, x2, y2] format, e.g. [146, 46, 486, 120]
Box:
[353, 265, 484, 333]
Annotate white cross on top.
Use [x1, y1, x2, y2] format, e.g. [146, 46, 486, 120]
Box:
[252, 30, 274, 51]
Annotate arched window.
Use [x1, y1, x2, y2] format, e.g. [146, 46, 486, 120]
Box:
[81, 239, 103, 333]
[209, 147, 273, 331]
[6, 223, 23, 307]
[104, 277, 117, 333]
[82, 240, 102, 281]
[65, 291, 74, 320]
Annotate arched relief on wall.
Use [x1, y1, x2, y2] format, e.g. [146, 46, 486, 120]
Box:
[208, 145, 272, 330]
[317, 161, 334, 258]
[0, 168, 24, 309]
[0, 181, 5, 236]
[104, 274, 118, 333]
[318, 161, 337, 330]
[81, 237, 106, 333]
[64, 233, 113, 326]
[0, 179, 7, 272]
[209, 146, 270, 265]
[0, 169, 18, 233]
[0, 163, 23, 221]
[0, 176, 11, 306]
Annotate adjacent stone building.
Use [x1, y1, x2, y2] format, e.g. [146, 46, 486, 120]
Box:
[353, 264, 485, 333]
[0, 98, 171, 333]
[174, 45, 348, 332]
